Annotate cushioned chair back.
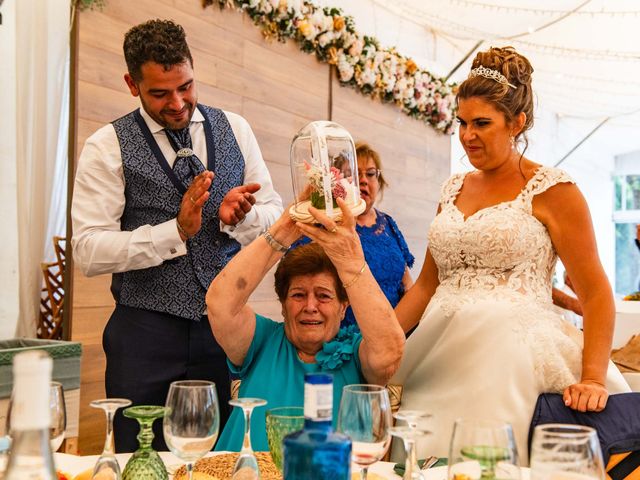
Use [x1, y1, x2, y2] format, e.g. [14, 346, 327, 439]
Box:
[529, 393, 640, 480]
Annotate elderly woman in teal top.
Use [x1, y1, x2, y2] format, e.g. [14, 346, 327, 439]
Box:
[207, 199, 405, 452]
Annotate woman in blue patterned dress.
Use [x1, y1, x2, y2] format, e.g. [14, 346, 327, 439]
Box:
[351, 143, 414, 327]
[296, 142, 415, 329]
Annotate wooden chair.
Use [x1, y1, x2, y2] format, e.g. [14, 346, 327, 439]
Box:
[387, 384, 403, 416]
[231, 379, 241, 400]
[53, 235, 66, 268]
[38, 237, 66, 340]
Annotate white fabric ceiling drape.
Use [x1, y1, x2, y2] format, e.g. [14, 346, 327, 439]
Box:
[14, 0, 70, 337]
[326, 0, 640, 153]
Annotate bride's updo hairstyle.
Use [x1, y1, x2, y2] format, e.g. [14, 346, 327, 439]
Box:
[457, 46, 534, 151]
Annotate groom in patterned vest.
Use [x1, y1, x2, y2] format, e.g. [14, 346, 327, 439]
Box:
[71, 19, 283, 452]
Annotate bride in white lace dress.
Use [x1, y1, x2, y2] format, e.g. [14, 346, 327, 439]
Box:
[392, 47, 629, 462]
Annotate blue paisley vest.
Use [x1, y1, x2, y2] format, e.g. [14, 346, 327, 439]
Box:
[111, 105, 244, 321]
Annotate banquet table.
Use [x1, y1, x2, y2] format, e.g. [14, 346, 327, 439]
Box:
[54, 452, 532, 480]
[54, 451, 404, 479]
[614, 299, 640, 391]
[614, 299, 640, 349]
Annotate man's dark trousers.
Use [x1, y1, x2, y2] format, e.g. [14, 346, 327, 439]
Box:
[104, 304, 231, 452]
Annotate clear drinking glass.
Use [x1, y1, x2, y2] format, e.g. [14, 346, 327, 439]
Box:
[90, 398, 132, 480]
[530, 424, 605, 480]
[389, 410, 431, 480]
[265, 406, 304, 472]
[337, 385, 392, 480]
[448, 419, 520, 480]
[394, 410, 431, 430]
[229, 397, 267, 479]
[6, 381, 67, 452]
[49, 381, 66, 452]
[164, 381, 219, 480]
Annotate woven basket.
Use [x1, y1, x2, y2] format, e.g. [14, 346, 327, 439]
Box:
[173, 452, 282, 480]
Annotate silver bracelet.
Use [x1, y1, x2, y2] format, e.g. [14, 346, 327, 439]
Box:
[176, 217, 192, 240]
[262, 230, 289, 253]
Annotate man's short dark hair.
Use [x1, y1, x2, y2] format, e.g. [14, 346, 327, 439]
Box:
[123, 19, 193, 82]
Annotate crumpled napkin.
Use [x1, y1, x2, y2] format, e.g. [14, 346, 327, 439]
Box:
[612, 334, 640, 372]
[393, 458, 447, 475]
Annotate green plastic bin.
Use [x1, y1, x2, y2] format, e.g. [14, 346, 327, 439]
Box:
[0, 338, 82, 397]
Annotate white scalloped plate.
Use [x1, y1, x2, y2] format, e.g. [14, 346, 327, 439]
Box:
[288, 198, 366, 223]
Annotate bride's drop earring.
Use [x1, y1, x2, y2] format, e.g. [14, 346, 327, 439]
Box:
[509, 135, 516, 149]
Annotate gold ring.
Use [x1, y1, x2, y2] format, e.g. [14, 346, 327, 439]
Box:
[189, 196, 196, 204]
[329, 226, 338, 233]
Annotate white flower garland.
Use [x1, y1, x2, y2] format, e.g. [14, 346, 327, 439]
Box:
[204, 0, 458, 134]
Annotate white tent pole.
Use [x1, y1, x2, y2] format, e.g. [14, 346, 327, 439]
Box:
[444, 39, 483, 81]
[554, 117, 610, 167]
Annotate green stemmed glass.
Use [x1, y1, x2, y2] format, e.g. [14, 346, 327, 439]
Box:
[122, 405, 169, 480]
[448, 419, 519, 480]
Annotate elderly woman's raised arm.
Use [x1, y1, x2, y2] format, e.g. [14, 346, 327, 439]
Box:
[206, 214, 300, 366]
[297, 199, 405, 385]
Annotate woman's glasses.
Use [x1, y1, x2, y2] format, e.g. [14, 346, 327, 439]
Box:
[358, 168, 380, 180]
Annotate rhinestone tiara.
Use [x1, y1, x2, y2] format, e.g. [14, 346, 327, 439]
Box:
[469, 66, 516, 89]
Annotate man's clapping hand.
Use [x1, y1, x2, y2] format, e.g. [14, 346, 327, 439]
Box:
[176, 171, 214, 241]
[219, 183, 261, 226]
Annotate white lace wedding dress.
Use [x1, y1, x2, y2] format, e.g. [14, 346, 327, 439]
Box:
[391, 166, 629, 463]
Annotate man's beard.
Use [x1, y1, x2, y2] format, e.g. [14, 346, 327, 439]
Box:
[140, 96, 195, 130]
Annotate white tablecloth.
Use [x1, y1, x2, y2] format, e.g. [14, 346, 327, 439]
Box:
[54, 451, 408, 478]
[54, 452, 531, 480]
[614, 299, 640, 348]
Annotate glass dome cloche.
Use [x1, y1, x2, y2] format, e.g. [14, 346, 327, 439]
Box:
[289, 121, 366, 223]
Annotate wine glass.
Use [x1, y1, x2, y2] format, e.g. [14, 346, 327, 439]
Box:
[337, 385, 392, 480]
[164, 381, 220, 480]
[530, 424, 605, 480]
[448, 419, 520, 480]
[394, 410, 431, 430]
[229, 397, 267, 479]
[90, 398, 132, 480]
[265, 406, 304, 472]
[6, 381, 67, 452]
[49, 381, 66, 452]
[389, 410, 431, 480]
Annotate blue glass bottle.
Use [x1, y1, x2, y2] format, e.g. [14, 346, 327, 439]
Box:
[283, 373, 351, 479]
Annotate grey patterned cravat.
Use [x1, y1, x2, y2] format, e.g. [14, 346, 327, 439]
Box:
[165, 126, 205, 188]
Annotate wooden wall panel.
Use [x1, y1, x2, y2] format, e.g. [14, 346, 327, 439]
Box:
[197, 83, 244, 115]
[78, 11, 130, 56]
[77, 81, 139, 125]
[71, 0, 450, 454]
[78, 44, 127, 93]
[76, 119, 104, 164]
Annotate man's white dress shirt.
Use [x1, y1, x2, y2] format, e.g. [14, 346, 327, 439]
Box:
[72, 107, 283, 276]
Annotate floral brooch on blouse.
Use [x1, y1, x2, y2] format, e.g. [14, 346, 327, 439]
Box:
[315, 325, 359, 370]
